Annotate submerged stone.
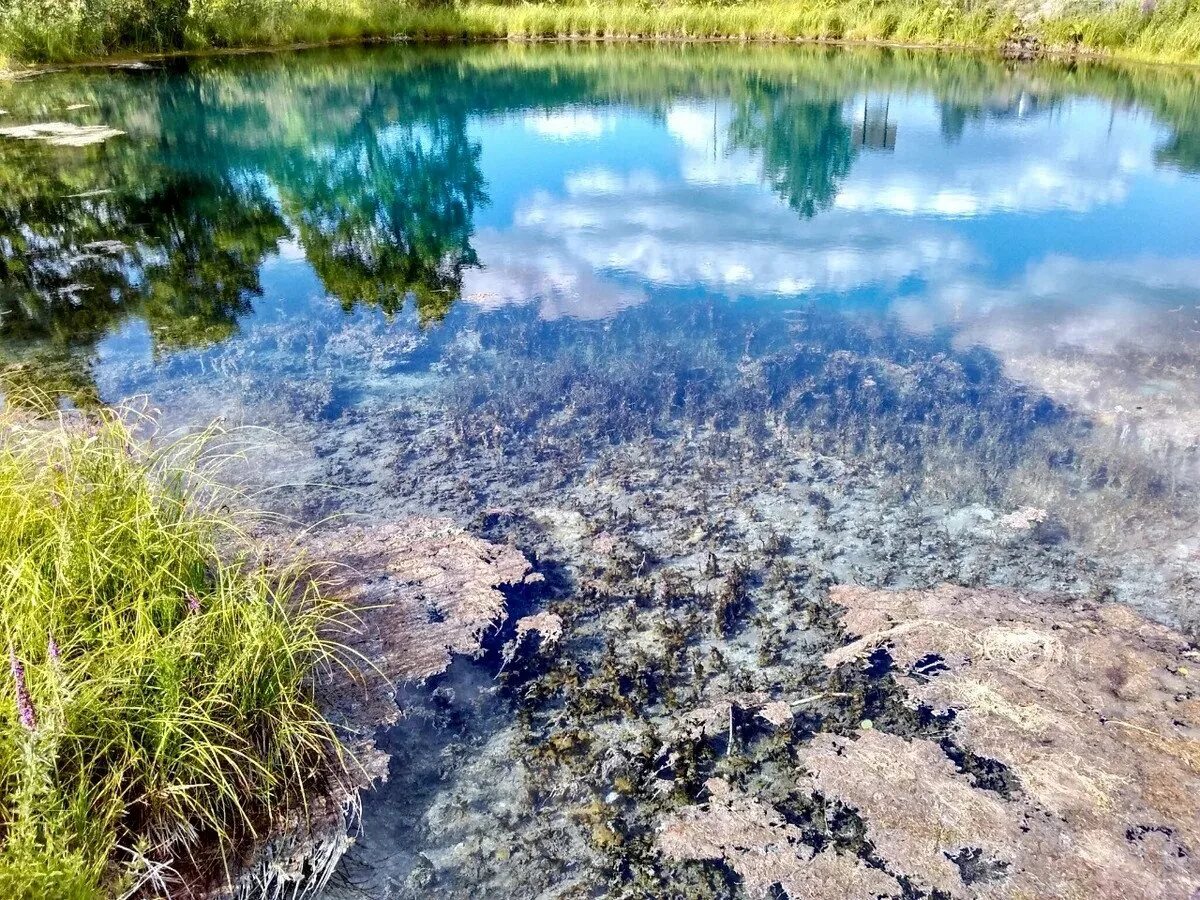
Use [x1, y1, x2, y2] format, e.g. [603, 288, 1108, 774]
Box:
[817, 584, 1200, 898]
[220, 518, 534, 900]
[0, 121, 125, 145]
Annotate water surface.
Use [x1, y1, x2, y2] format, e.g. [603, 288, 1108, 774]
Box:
[2, 43, 1200, 897]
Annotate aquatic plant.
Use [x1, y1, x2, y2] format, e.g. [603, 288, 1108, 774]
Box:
[0, 405, 349, 898]
[310, 271, 1200, 894]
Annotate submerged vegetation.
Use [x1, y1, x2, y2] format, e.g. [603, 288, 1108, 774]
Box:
[0, 407, 347, 898]
[3, 0, 1200, 67]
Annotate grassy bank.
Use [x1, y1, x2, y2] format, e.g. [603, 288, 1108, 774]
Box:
[1, 0, 1200, 69]
[0, 407, 347, 898]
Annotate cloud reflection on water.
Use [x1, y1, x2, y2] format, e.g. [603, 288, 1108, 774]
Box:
[451, 87, 1200, 454]
[4, 45, 1200, 434]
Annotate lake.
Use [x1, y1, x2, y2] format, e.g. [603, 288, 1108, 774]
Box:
[2, 43, 1200, 897]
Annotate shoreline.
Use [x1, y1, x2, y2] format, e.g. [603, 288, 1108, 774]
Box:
[5, 32, 1199, 83]
[0, 410, 353, 898]
[4, 1, 1200, 77]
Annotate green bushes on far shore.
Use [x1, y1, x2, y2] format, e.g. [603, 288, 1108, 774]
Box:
[0, 406, 348, 898]
[2, 0, 1200, 68]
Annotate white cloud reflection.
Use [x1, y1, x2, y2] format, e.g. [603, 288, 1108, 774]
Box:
[834, 97, 1163, 216]
[896, 255, 1200, 447]
[524, 109, 617, 141]
[468, 95, 1182, 345]
[464, 176, 972, 319]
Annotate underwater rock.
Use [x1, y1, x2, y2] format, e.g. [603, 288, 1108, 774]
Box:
[513, 609, 563, 647]
[109, 282, 1200, 893]
[756, 699, 793, 727]
[996, 506, 1047, 530]
[217, 518, 533, 900]
[503, 610, 564, 668]
[680, 694, 769, 739]
[802, 731, 1027, 894]
[818, 584, 1200, 898]
[657, 777, 898, 899]
[0, 121, 125, 146]
[311, 517, 533, 685]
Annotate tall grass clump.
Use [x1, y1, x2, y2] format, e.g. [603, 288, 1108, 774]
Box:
[0, 0, 191, 62]
[0, 405, 348, 898]
[187, 0, 413, 50]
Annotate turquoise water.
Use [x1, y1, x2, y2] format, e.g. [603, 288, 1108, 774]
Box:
[3, 44, 1200, 897]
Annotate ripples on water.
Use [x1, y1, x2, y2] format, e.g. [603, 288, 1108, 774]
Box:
[2, 44, 1200, 897]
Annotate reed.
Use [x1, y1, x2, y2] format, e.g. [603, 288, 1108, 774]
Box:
[0, 404, 347, 898]
[1, 1, 1199, 67]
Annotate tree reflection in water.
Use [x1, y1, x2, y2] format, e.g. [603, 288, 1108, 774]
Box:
[2, 45, 1200, 407]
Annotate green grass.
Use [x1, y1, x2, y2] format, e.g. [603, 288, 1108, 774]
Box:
[2, 0, 1200, 68]
[0, 404, 348, 898]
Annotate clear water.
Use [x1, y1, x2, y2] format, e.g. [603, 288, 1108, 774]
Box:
[3, 43, 1200, 897]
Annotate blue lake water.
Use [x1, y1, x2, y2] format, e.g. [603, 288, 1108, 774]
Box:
[2, 43, 1200, 897]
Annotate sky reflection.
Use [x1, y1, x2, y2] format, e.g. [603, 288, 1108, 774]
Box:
[0, 44, 1198, 441]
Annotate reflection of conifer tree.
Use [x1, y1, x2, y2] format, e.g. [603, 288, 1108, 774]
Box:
[938, 103, 983, 144]
[727, 82, 857, 218]
[278, 101, 487, 327]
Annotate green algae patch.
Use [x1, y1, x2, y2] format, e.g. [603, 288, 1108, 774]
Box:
[0, 407, 350, 898]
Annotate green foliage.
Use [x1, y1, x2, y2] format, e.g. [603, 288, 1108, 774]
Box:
[0, 0, 191, 60]
[0, 409, 348, 897]
[2, 0, 1200, 65]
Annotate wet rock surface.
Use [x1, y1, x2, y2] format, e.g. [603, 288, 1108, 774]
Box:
[817, 585, 1200, 899]
[221, 519, 532, 900]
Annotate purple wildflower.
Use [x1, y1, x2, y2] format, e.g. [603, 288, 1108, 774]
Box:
[9, 648, 36, 732]
[1141, 0, 1156, 13]
[187, 592, 201, 615]
[47, 635, 60, 664]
